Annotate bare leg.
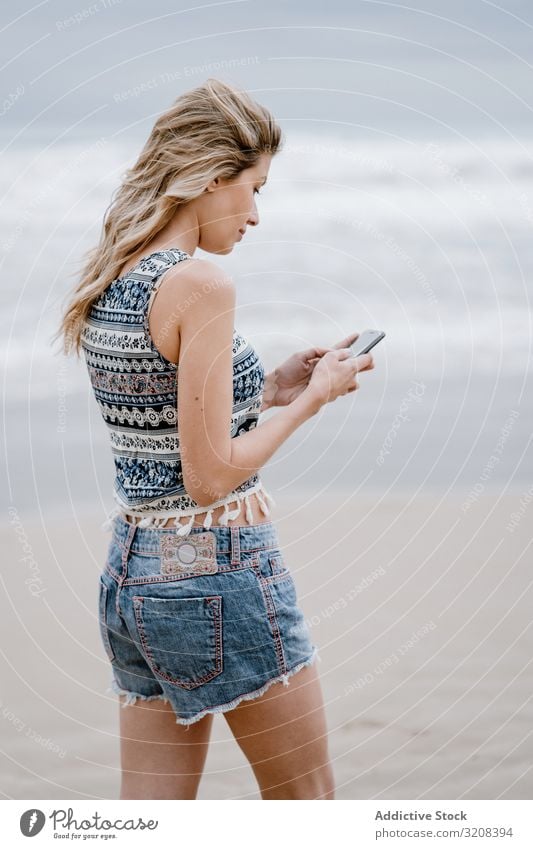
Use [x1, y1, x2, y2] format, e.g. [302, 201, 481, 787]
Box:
[118, 696, 213, 799]
[223, 661, 335, 799]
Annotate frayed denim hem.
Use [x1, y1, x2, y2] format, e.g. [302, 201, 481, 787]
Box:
[107, 680, 170, 707]
[107, 645, 321, 731]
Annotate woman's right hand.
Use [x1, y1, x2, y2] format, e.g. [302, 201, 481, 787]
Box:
[306, 348, 375, 408]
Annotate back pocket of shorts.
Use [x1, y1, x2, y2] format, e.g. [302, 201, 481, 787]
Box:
[132, 595, 223, 690]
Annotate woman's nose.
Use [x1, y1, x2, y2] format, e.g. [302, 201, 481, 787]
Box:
[247, 197, 259, 227]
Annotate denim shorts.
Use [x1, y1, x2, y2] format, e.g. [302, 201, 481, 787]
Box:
[98, 515, 320, 727]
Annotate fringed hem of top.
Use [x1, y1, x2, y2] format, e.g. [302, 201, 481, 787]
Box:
[101, 480, 276, 535]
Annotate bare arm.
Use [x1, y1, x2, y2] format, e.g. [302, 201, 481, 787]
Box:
[221, 388, 321, 500]
[176, 261, 321, 507]
[259, 370, 277, 412]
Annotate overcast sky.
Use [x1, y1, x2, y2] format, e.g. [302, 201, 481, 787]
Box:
[2, 0, 532, 147]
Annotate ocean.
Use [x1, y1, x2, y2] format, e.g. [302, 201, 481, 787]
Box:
[2, 131, 532, 515]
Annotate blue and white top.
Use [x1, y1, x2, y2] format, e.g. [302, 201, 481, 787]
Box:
[81, 248, 275, 536]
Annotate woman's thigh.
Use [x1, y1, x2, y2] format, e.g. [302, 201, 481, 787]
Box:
[118, 696, 214, 799]
[223, 661, 335, 799]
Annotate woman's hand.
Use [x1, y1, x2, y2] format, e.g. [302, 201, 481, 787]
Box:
[306, 348, 375, 408]
[262, 332, 364, 409]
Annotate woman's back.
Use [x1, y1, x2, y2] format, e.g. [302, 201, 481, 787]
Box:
[81, 248, 275, 534]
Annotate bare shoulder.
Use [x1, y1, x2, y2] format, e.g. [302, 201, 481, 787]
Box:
[167, 257, 235, 303]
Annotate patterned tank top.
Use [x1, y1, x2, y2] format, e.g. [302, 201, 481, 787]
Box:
[81, 248, 275, 536]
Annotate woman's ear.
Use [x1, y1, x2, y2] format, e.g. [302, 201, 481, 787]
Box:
[204, 175, 222, 193]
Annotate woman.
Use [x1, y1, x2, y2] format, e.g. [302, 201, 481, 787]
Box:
[55, 78, 375, 800]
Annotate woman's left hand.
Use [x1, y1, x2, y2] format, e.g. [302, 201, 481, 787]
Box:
[264, 332, 360, 407]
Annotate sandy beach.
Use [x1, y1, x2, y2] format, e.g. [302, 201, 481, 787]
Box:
[2, 485, 531, 800]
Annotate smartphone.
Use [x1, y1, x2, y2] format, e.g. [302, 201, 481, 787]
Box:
[350, 329, 386, 357]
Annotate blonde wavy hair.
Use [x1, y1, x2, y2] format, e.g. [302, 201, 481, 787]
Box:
[53, 77, 283, 358]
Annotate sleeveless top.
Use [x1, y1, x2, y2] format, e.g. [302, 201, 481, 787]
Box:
[80, 248, 275, 536]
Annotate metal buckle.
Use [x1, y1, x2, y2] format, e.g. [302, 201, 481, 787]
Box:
[159, 530, 218, 576]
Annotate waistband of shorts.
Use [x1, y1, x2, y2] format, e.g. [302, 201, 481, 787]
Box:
[112, 513, 281, 557]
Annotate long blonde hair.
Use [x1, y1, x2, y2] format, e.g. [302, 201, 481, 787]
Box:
[53, 77, 283, 357]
